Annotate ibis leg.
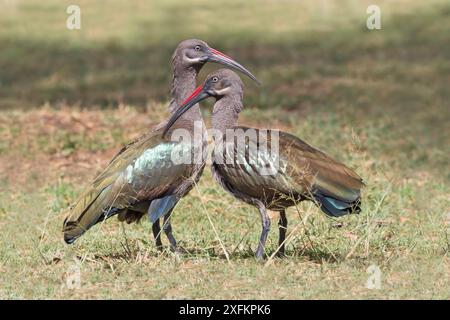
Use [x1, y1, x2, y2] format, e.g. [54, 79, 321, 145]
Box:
[152, 220, 163, 250]
[162, 212, 178, 251]
[277, 210, 288, 257]
[255, 205, 271, 260]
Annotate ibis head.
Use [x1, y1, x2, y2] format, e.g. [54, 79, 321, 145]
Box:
[174, 39, 259, 84]
[164, 69, 243, 135]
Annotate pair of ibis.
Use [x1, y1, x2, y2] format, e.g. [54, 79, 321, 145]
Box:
[63, 39, 363, 259]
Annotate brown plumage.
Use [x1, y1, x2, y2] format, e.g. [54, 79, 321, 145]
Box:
[62, 41, 259, 248]
[164, 69, 364, 259]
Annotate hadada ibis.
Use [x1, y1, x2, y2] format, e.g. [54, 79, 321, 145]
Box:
[62, 40, 259, 250]
[164, 69, 364, 259]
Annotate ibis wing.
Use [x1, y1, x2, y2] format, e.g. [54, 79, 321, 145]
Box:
[92, 131, 157, 188]
[63, 130, 191, 243]
[213, 127, 363, 207]
[211, 127, 294, 199]
[279, 130, 364, 203]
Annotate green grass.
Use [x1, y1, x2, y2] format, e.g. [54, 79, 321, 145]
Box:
[0, 0, 449, 299]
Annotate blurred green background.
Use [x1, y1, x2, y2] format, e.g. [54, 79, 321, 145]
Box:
[0, 1, 447, 108]
[0, 0, 449, 299]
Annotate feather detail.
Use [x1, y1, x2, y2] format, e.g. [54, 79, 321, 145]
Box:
[63, 185, 113, 244]
[212, 126, 364, 215]
[62, 128, 201, 243]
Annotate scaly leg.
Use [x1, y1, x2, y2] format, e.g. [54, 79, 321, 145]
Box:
[255, 205, 271, 260]
[152, 220, 163, 250]
[277, 210, 288, 257]
[162, 211, 178, 252]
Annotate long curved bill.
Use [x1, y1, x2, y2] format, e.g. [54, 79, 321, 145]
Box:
[208, 48, 260, 85]
[163, 84, 211, 137]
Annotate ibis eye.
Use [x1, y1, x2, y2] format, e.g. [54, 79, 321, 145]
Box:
[212, 77, 219, 82]
[194, 45, 201, 51]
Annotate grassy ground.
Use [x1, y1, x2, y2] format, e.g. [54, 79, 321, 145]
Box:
[0, 0, 449, 299]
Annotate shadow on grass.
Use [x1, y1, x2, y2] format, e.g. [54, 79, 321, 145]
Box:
[291, 247, 342, 263]
[87, 248, 341, 264]
[80, 240, 342, 263]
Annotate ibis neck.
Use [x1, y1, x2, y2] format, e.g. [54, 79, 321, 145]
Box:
[169, 59, 203, 126]
[211, 94, 243, 134]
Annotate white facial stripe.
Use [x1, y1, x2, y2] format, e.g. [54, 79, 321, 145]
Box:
[214, 87, 231, 95]
[183, 55, 202, 63]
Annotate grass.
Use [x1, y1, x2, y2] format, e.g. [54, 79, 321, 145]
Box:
[0, 0, 449, 299]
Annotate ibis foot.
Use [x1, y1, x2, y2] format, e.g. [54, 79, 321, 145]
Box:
[172, 245, 188, 255]
[255, 248, 266, 261]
